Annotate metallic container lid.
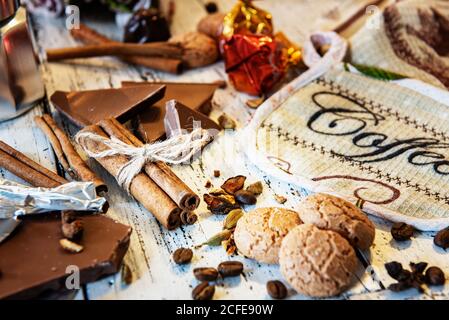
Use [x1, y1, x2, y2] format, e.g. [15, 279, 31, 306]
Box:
[0, 0, 19, 24]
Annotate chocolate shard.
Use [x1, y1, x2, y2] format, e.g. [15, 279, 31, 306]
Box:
[50, 84, 166, 127]
[121, 82, 220, 142]
[0, 214, 132, 300]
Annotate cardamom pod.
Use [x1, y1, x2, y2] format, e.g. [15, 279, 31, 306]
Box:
[223, 209, 244, 230]
[219, 194, 236, 205]
[196, 229, 232, 248]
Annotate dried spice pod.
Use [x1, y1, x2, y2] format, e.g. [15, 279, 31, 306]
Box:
[203, 194, 239, 215]
[192, 282, 215, 300]
[266, 280, 288, 299]
[246, 181, 263, 195]
[173, 248, 193, 265]
[197, 229, 233, 248]
[217, 261, 243, 278]
[234, 190, 257, 205]
[391, 222, 415, 241]
[410, 262, 428, 274]
[223, 209, 244, 230]
[221, 175, 246, 194]
[222, 233, 237, 256]
[385, 261, 404, 280]
[425, 267, 445, 286]
[434, 227, 449, 249]
[193, 267, 219, 281]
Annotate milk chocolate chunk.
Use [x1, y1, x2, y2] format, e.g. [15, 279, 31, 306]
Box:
[0, 214, 132, 300]
[50, 84, 165, 127]
[121, 82, 220, 142]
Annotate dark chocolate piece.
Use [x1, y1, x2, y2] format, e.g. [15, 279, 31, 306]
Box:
[50, 84, 165, 127]
[121, 82, 220, 142]
[0, 214, 132, 299]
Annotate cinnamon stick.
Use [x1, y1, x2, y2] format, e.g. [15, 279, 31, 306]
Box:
[77, 125, 182, 230]
[35, 115, 107, 194]
[99, 118, 200, 211]
[70, 24, 182, 74]
[0, 140, 67, 187]
[46, 42, 182, 61]
[34, 116, 72, 177]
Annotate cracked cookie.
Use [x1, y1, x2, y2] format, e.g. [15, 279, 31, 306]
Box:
[234, 207, 302, 264]
[296, 193, 375, 250]
[279, 224, 358, 297]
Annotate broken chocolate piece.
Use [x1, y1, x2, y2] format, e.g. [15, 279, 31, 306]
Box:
[50, 85, 165, 127]
[0, 213, 131, 299]
[121, 82, 220, 142]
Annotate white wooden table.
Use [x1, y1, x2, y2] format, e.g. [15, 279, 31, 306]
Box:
[1, 0, 448, 300]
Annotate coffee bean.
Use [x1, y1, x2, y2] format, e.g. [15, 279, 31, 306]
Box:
[193, 267, 218, 281]
[266, 280, 287, 299]
[192, 282, 215, 300]
[425, 267, 445, 286]
[391, 222, 415, 241]
[234, 190, 257, 205]
[217, 261, 243, 278]
[434, 227, 449, 249]
[173, 248, 193, 265]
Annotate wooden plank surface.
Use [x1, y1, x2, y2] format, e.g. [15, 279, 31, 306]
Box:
[0, 0, 446, 300]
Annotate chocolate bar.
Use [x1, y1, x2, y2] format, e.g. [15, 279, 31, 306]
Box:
[121, 82, 220, 142]
[0, 214, 132, 299]
[50, 84, 165, 127]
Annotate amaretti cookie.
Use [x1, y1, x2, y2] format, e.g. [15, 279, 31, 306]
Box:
[234, 207, 302, 264]
[296, 193, 375, 250]
[279, 224, 358, 297]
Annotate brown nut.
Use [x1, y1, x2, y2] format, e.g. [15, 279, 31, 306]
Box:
[62, 220, 84, 240]
[59, 239, 84, 253]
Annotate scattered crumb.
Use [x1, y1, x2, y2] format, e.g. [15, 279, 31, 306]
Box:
[213, 170, 221, 178]
[246, 96, 265, 109]
[205, 180, 212, 188]
[213, 79, 227, 89]
[59, 239, 84, 253]
[274, 194, 287, 204]
[218, 114, 236, 129]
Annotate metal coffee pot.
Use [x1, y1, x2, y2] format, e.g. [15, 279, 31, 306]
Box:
[0, 0, 44, 121]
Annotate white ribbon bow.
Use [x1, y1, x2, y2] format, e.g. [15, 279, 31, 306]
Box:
[75, 128, 210, 192]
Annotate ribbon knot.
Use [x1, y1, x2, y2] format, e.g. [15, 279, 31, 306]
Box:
[75, 128, 211, 192]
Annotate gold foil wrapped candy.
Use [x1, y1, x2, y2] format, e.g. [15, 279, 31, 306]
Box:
[222, 0, 273, 38]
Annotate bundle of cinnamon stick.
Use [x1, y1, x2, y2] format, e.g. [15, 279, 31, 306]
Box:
[47, 24, 219, 74]
[34, 114, 107, 195]
[77, 118, 199, 230]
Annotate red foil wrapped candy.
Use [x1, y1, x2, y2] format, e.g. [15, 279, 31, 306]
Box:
[222, 34, 287, 96]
